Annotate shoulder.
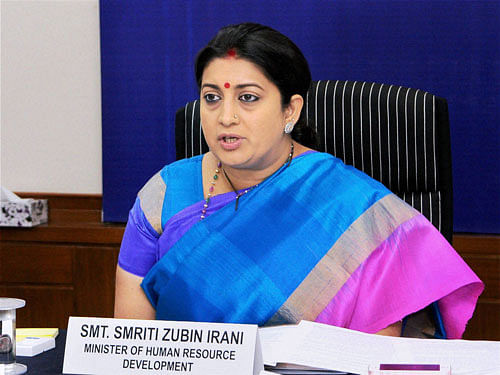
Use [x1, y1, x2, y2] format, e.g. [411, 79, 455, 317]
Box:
[296, 151, 390, 194]
[137, 155, 203, 234]
[159, 154, 204, 179]
[307, 152, 421, 221]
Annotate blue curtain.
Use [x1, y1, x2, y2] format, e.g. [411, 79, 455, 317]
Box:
[100, 0, 499, 234]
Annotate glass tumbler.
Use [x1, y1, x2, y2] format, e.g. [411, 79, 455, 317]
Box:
[0, 298, 27, 374]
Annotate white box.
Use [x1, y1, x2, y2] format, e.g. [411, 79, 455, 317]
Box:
[16, 336, 55, 357]
[0, 199, 48, 227]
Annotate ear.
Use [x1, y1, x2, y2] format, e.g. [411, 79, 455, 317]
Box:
[284, 94, 304, 124]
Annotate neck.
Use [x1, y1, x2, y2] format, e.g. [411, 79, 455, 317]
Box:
[221, 141, 294, 191]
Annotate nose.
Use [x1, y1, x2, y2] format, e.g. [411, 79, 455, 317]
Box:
[218, 99, 238, 127]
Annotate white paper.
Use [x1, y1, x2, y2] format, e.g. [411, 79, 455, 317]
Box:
[0, 186, 22, 202]
[391, 337, 500, 375]
[258, 321, 500, 375]
[280, 321, 394, 375]
[259, 325, 300, 366]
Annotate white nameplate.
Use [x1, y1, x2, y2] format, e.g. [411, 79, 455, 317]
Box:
[63, 317, 262, 375]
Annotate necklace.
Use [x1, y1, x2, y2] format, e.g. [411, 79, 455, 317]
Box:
[224, 142, 294, 212]
[200, 143, 294, 219]
[222, 169, 258, 211]
[200, 161, 221, 220]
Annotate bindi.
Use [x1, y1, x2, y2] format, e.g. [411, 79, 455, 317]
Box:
[224, 82, 230, 89]
[226, 48, 237, 58]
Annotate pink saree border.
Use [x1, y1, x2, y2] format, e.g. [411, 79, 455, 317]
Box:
[315, 214, 483, 337]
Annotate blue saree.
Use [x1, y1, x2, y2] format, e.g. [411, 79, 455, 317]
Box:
[121, 152, 483, 338]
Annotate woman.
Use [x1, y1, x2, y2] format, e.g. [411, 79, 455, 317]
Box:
[115, 23, 483, 338]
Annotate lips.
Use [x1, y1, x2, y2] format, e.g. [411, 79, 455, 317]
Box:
[218, 134, 243, 151]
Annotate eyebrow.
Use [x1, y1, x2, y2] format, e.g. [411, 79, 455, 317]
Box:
[201, 83, 264, 91]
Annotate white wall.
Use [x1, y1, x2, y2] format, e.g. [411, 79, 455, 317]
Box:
[1, 0, 102, 194]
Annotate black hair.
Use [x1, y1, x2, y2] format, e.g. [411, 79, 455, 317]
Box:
[195, 23, 317, 148]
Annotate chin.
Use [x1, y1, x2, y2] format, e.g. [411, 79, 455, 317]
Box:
[220, 153, 255, 170]
[219, 154, 251, 169]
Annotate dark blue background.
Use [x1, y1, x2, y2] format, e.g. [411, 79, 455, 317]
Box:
[100, 1, 499, 233]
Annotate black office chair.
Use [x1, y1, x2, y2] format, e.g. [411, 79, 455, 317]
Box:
[175, 80, 453, 243]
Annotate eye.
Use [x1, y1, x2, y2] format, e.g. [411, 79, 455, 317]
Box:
[239, 94, 259, 103]
[203, 93, 221, 103]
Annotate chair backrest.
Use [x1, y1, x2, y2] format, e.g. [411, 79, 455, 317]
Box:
[175, 80, 453, 242]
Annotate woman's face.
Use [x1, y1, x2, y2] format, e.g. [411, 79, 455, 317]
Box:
[200, 57, 293, 171]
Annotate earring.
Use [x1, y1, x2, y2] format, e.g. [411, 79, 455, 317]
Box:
[284, 121, 295, 134]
